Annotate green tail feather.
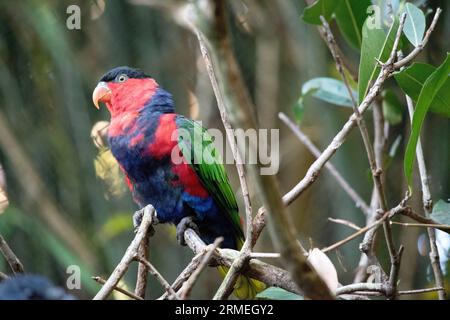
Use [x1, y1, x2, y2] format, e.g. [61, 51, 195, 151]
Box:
[217, 266, 266, 299]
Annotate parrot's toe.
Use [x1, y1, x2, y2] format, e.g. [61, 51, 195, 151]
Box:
[133, 207, 156, 236]
[176, 216, 199, 246]
[133, 209, 144, 231]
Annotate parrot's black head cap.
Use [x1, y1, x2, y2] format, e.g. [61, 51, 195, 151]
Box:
[99, 66, 150, 82]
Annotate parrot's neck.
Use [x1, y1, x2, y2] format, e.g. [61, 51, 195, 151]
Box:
[107, 78, 158, 117]
[108, 87, 175, 137]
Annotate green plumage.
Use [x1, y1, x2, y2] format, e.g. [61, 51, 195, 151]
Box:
[176, 116, 244, 242]
[176, 117, 266, 299]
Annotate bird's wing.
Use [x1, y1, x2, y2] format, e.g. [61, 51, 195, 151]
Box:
[176, 116, 244, 241]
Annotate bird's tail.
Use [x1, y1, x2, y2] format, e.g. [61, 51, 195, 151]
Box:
[216, 237, 266, 299]
[217, 266, 266, 299]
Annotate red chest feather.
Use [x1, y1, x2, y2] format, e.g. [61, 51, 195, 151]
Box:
[147, 114, 178, 159]
[172, 148, 209, 198]
[146, 114, 209, 198]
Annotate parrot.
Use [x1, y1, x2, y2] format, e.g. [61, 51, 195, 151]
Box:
[92, 66, 265, 299]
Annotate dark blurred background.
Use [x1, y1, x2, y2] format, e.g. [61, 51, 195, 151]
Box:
[0, 0, 448, 299]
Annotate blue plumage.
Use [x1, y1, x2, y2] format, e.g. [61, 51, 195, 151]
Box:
[108, 88, 239, 248]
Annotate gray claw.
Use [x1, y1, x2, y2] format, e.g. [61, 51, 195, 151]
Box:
[133, 207, 156, 236]
[133, 209, 144, 231]
[176, 216, 199, 246]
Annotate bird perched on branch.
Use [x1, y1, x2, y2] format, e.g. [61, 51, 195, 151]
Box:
[92, 66, 264, 299]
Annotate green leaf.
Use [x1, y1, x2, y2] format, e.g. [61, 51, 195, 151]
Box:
[404, 54, 450, 187]
[335, 0, 371, 49]
[431, 200, 450, 225]
[294, 97, 306, 124]
[302, 0, 339, 25]
[394, 63, 450, 118]
[301, 77, 357, 107]
[382, 90, 403, 125]
[256, 287, 304, 300]
[403, 3, 425, 47]
[358, 18, 399, 103]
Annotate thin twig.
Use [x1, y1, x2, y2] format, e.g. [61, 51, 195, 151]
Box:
[319, 12, 406, 272]
[336, 283, 387, 296]
[398, 287, 445, 295]
[180, 237, 223, 299]
[195, 31, 253, 245]
[93, 205, 155, 300]
[249, 252, 281, 259]
[92, 276, 143, 300]
[279, 112, 370, 216]
[393, 8, 442, 69]
[134, 256, 179, 299]
[134, 231, 151, 298]
[254, 10, 425, 237]
[322, 200, 408, 254]
[387, 245, 404, 299]
[322, 211, 391, 253]
[0, 234, 24, 274]
[196, 30, 253, 300]
[213, 253, 248, 300]
[391, 221, 450, 230]
[398, 206, 449, 233]
[272, 8, 441, 217]
[158, 251, 206, 300]
[192, 1, 331, 299]
[405, 94, 446, 299]
[328, 218, 361, 231]
[319, 16, 359, 111]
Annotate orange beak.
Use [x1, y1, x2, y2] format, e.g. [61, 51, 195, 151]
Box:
[92, 82, 111, 109]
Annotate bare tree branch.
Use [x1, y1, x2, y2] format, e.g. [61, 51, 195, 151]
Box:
[322, 211, 391, 254]
[181, 237, 223, 299]
[195, 30, 253, 300]
[184, 228, 302, 295]
[189, 0, 332, 299]
[398, 287, 445, 295]
[393, 8, 442, 69]
[322, 200, 409, 254]
[279, 112, 370, 216]
[158, 251, 207, 300]
[328, 218, 361, 231]
[134, 232, 151, 298]
[391, 221, 450, 230]
[134, 256, 179, 299]
[405, 94, 446, 299]
[92, 276, 143, 300]
[93, 205, 155, 300]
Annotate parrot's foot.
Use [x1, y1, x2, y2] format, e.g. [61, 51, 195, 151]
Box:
[176, 216, 199, 246]
[133, 205, 158, 236]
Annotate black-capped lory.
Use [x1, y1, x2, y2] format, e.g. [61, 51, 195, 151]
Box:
[92, 66, 264, 299]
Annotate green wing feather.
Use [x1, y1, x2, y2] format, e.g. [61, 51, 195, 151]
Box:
[177, 117, 266, 299]
[176, 117, 244, 241]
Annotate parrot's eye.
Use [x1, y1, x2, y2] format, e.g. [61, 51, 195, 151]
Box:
[117, 74, 129, 83]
